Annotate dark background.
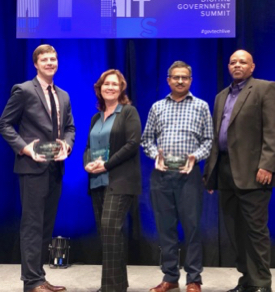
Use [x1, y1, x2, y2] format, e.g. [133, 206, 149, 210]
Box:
[1, 0, 275, 267]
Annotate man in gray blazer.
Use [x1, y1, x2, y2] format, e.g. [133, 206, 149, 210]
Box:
[0, 45, 75, 292]
[204, 50, 275, 292]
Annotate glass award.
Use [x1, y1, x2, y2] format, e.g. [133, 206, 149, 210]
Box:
[90, 147, 109, 162]
[33, 141, 61, 161]
[163, 152, 189, 172]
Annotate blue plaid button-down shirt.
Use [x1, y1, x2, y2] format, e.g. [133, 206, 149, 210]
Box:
[141, 92, 213, 162]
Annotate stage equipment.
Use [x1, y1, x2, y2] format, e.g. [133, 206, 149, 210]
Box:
[48, 236, 70, 268]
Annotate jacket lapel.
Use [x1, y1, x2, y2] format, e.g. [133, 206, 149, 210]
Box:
[32, 77, 51, 119]
[228, 78, 254, 127]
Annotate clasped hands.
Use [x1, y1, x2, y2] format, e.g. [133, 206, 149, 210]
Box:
[85, 157, 106, 174]
[155, 149, 196, 174]
[22, 139, 69, 162]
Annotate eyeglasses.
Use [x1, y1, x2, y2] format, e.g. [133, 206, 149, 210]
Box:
[169, 75, 191, 81]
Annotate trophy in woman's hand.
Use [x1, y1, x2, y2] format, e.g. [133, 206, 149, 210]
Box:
[90, 147, 110, 162]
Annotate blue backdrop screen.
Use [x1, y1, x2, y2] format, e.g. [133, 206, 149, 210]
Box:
[16, 0, 235, 38]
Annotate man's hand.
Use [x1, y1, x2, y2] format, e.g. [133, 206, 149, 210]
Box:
[256, 168, 272, 185]
[179, 154, 196, 174]
[202, 176, 214, 194]
[22, 139, 47, 162]
[54, 139, 69, 161]
[155, 149, 168, 171]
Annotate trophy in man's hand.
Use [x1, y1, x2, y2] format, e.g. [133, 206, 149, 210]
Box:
[33, 141, 61, 161]
[163, 150, 189, 172]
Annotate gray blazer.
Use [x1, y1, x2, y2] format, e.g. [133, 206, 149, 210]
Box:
[0, 77, 75, 174]
[204, 77, 275, 189]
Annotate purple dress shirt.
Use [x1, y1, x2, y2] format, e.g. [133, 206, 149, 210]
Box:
[219, 80, 247, 151]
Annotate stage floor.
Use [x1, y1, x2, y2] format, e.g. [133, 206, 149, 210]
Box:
[0, 264, 274, 292]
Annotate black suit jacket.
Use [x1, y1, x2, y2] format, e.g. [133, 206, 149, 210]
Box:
[84, 104, 142, 195]
[0, 77, 75, 174]
[204, 77, 275, 189]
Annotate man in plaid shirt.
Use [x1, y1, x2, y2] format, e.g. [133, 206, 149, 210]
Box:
[141, 61, 213, 292]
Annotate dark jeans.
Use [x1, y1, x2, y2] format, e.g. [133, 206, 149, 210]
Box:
[150, 165, 203, 284]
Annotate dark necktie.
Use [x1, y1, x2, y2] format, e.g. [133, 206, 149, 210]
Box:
[47, 85, 58, 139]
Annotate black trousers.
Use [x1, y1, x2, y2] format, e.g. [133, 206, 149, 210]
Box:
[91, 187, 133, 292]
[19, 163, 62, 292]
[150, 165, 203, 284]
[218, 152, 272, 288]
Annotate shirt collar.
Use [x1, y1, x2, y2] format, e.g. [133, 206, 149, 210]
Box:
[229, 79, 248, 92]
[114, 103, 123, 113]
[36, 75, 54, 90]
[100, 103, 123, 118]
[166, 91, 193, 102]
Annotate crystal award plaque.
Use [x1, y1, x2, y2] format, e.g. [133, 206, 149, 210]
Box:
[163, 153, 188, 172]
[90, 147, 109, 162]
[33, 141, 61, 161]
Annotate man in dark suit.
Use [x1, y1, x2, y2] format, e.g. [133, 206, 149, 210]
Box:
[0, 45, 75, 292]
[204, 50, 275, 292]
